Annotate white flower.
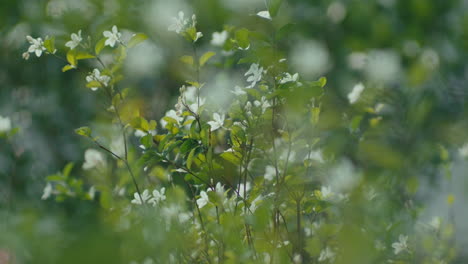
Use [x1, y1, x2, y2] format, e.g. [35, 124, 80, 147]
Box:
[160, 109, 183, 128]
[207, 113, 225, 131]
[429, 217, 441, 231]
[82, 149, 106, 170]
[320, 186, 334, 201]
[392, 234, 408, 255]
[245, 63, 264, 88]
[22, 52, 30, 60]
[279, 73, 299, 84]
[211, 30, 228, 46]
[88, 186, 96, 200]
[197, 191, 209, 208]
[348, 82, 365, 104]
[0, 116, 12, 133]
[65, 30, 82, 50]
[318, 247, 335, 262]
[238, 182, 251, 198]
[26, 36, 46, 57]
[150, 187, 166, 205]
[264, 165, 276, 181]
[232, 86, 246, 96]
[103, 25, 122, 48]
[254, 96, 271, 114]
[168, 11, 189, 34]
[41, 182, 53, 200]
[257, 10, 272, 20]
[215, 182, 225, 196]
[131, 189, 152, 205]
[86, 69, 111, 91]
[194, 32, 203, 42]
[459, 143, 468, 158]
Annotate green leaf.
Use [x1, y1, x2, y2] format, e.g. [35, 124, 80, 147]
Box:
[66, 50, 77, 66]
[128, 33, 148, 48]
[180, 139, 198, 155]
[44, 37, 55, 53]
[86, 81, 102, 89]
[199, 51, 216, 67]
[141, 134, 153, 149]
[187, 147, 197, 169]
[130, 116, 150, 132]
[62, 64, 76, 72]
[268, 0, 283, 17]
[276, 23, 296, 41]
[95, 38, 106, 55]
[235, 28, 250, 50]
[75, 126, 92, 137]
[180, 55, 194, 66]
[62, 162, 74, 177]
[220, 152, 241, 165]
[75, 51, 95, 60]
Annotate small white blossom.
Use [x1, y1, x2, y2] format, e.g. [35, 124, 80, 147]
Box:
[86, 69, 111, 91]
[22, 52, 30, 60]
[82, 149, 106, 170]
[26, 36, 46, 57]
[168, 11, 190, 34]
[215, 182, 225, 196]
[65, 30, 82, 50]
[264, 165, 276, 181]
[238, 182, 251, 198]
[392, 234, 408, 255]
[211, 30, 228, 46]
[131, 189, 152, 205]
[459, 142, 468, 158]
[254, 96, 271, 114]
[103, 25, 122, 48]
[0, 116, 12, 133]
[245, 63, 264, 88]
[320, 186, 334, 201]
[41, 182, 53, 200]
[197, 191, 209, 208]
[318, 247, 335, 262]
[257, 10, 272, 20]
[232, 85, 246, 96]
[207, 113, 225, 131]
[429, 217, 441, 231]
[150, 187, 166, 206]
[348, 82, 365, 104]
[88, 186, 96, 200]
[279, 72, 299, 84]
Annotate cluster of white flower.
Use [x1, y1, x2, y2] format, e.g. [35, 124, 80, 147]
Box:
[279, 72, 299, 84]
[196, 182, 225, 209]
[391, 234, 409, 255]
[131, 188, 166, 206]
[86, 69, 111, 91]
[168, 12, 203, 42]
[103, 25, 122, 48]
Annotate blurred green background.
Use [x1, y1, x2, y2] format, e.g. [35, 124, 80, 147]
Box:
[2, 0, 468, 263]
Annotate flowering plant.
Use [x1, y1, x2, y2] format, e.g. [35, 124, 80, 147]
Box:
[21, 2, 457, 264]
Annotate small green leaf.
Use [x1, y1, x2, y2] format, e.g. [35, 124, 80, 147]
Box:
[180, 55, 194, 66]
[187, 147, 197, 169]
[75, 51, 95, 60]
[141, 134, 153, 149]
[235, 28, 250, 50]
[44, 37, 55, 53]
[63, 162, 74, 177]
[86, 81, 102, 89]
[199, 51, 216, 67]
[75, 126, 92, 137]
[318, 77, 327, 87]
[128, 33, 148, 48]
[130, 116, 150, 132]
[95, 38, 106, 55]
[62, 64, 76, 72]
[66, 50, 77, 66]
[276, 23, 296, 41]
[268, 0, 283, 17]
[220, 152, 241, 165]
